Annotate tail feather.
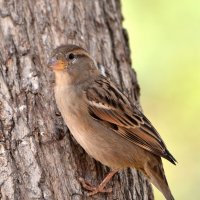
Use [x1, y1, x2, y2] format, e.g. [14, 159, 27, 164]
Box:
[164, 149, 177, 165]
[145, 158, 175, 200]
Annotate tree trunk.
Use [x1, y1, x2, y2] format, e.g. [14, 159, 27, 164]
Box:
[0, 0, 154, 199]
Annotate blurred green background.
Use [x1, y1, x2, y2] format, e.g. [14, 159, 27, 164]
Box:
[122, 0, 200, 199]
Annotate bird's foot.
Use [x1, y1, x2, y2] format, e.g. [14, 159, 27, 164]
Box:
[79, 177, 112, 196]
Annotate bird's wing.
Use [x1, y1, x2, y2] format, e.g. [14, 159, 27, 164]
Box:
[85, 76, 176, 164]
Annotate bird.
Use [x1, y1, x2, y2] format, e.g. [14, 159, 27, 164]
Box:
[48, 44, 176, 200]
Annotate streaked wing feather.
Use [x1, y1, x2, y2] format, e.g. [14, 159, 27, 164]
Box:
[86, 76, 176, 164]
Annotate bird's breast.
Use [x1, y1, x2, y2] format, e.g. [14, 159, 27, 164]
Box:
[54, 85, 90, 140]
[54, 85, 86, 120]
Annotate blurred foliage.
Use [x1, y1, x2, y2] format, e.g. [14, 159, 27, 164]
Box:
[122, 0, 200, 199]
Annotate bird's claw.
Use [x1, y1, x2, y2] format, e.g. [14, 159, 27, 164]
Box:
[78, 177, 112, 196]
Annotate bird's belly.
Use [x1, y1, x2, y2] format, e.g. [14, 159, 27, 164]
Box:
[68, 117, 143, 170]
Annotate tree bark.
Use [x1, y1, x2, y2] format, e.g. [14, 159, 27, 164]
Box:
[0, 0, 154, 199]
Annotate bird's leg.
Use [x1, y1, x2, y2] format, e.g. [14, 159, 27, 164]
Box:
[79, 169, 118, 196]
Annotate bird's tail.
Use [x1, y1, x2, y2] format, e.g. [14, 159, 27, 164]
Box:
[144, 158, 175, 200]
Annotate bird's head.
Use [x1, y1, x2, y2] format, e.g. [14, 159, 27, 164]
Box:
[48, 44, 99, 85]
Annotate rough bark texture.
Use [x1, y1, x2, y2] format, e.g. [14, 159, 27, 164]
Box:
[0, 0, 154, 199]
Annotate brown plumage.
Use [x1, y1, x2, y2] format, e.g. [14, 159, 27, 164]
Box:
[48, 44, 176, 200]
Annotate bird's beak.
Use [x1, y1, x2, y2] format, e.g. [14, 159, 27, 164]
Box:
[48, 58, 67, 71]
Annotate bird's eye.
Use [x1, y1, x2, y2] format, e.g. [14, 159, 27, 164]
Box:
[68, 53, 75, 60]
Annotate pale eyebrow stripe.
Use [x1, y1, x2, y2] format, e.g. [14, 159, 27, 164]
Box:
[71, 49, 97, 68]
[72, 50, 91, 58]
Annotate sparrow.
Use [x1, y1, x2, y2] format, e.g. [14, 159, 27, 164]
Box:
[48, 44, 176, 200]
